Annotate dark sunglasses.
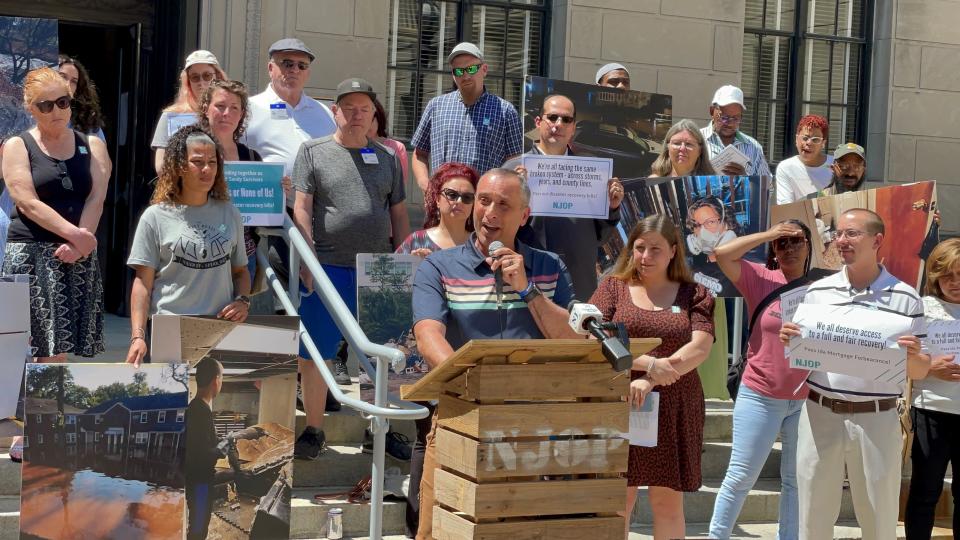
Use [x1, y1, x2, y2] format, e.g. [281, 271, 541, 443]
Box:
[56, 161, 72, 191]
[452, 64, 481, 77]
[441, 188, 475, 204]
[35, 95, 71, 114]
[544, 113, 575, 124]
[774, 236, 806, 250]
[277, 59, 310, 71]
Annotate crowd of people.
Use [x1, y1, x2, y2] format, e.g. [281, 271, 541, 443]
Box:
[0, 36, 953, 540]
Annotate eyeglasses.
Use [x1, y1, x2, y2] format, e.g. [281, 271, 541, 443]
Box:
[693, 217, 722, 229]
[831, 229, 868, 241]
[441, 188, 475, 204]
[452, 64, 482, 77]
[774, 236, 806, 250]
[544, 114, 575, 124]
[799, 135, 824, 144]
[188, 72, 216, 84]
[34, 95, 71, 114]
[668, 141, 699, 150]
[716, 113, 742, 125]
[276, 59, 310, 71]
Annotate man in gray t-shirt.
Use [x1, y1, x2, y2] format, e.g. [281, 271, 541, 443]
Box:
[289, 78, 410, 460]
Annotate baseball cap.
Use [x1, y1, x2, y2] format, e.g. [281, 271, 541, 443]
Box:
[595, 63, 628, 84]
[447, 42, 483, 64]
[833, 142, 865, 161]
[336, 78, 377, 103]
[184, 50, 220, 70]
[711, 85, 746, 110]
[268, 38, 316, 62]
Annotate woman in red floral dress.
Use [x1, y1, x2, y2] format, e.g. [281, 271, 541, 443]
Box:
[589, 214, 715, 539]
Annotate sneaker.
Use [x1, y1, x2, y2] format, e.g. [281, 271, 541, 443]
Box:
[294, 426, 326, 460]
[332, 358, 351, 386]
[362, 429, 412, 461]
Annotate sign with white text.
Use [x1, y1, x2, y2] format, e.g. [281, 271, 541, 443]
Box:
[523, 154, 612, 219]
[224, 161, 284, 226]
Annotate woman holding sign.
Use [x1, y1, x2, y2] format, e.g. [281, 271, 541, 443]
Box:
[125, 124, 250, 366]
[707, 220, 817, 539]
[589, 215, 715, 539]
[906, 238, 960, 539]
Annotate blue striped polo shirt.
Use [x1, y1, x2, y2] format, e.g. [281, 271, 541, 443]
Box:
[412, 234, 575, 350]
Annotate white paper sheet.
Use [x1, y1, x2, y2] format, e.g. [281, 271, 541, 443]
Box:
[628, 392, 659, 447]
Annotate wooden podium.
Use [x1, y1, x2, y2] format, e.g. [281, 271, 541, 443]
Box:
[402, 338, 660, 539]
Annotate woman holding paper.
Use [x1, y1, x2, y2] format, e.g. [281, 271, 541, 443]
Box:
[707, 220, 816, 539]
[906, 238, 960, 539]
[589, 215, 715, 539]
[125, 124, 250, 366]
[151, 50, 227, 175]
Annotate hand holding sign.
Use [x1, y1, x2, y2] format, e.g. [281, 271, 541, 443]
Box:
[929, 355, 960, 382]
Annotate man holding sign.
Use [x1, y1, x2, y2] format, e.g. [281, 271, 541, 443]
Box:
[516, 94, 624, 298]
[780, 209, 929, 540]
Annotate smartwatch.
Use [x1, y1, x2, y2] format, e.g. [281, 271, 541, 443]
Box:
[517, 282, 542, 303]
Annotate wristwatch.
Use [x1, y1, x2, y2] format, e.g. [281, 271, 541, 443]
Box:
[235, 295, 251, 306]
[517, 282, 542, 303]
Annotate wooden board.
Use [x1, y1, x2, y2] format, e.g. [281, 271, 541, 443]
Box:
[434, 468, 625, 519]
[401, 338, 660, 401]
[459, 363, 628, 401]
[437, 394, 628, 440]
[435, 428, 628, 480]
[433, 507, 623, 540]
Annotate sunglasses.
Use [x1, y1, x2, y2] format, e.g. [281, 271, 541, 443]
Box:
[56, 161, 73, 191]
[773, 236, 806, 250]
[544, 113, 575, 124]
[188, 71, 216, 84]
[277, 59, 310, 71]
[35, 95, 71, 114]
[452, 64, 482, 77]
[441, 188, 475, 204]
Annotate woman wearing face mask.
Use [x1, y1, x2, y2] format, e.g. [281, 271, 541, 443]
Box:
[150, 50, 227, 175]
[589, 215, 715, 539]
[685, 197, 738, 263]
[649, 119, 717, 178]
[708, 220, 819, 540]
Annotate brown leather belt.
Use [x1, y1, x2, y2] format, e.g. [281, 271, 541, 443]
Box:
[807, 388, 897, 414]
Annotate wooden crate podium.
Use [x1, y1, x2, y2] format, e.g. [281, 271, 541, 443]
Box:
[401, 338, 660, 539]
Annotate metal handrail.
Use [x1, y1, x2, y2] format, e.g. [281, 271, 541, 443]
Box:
[256, 215, 429, 540]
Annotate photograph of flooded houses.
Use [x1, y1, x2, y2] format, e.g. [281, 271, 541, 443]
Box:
[20, 363, 188, 540]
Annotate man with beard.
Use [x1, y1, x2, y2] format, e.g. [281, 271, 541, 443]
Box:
[824, 143, 867, 195]
[517, 94, 625, 298]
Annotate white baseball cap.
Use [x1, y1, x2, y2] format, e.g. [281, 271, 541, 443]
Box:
[184, 50, 220, 70]
[447, 42, 484, 64]
[595, 63, 628, 84]
[711, 85, 746, 110]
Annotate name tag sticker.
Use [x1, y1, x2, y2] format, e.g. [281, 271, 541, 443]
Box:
[270, 102, 289, 119]
[671, 306, 681, 314]
[483, 117, 490, 126]
[359, 147, 379, 165]
[78, 146, 88, 155]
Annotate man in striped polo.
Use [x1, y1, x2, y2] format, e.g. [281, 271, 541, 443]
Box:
[410, 167, 579, 539]
[780, 208, 930, 539]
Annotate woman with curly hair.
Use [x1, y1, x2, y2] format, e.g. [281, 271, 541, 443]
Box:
[56, 55, 105, 140]
[150, 50, 227, 174]
[125, 124, 250, 366]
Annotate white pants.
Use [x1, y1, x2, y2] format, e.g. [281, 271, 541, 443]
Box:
[797, 399, 901, 540]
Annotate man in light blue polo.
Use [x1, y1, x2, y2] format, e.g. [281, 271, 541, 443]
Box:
[411, 167, 578, 539]
[410, 42, 523, 192]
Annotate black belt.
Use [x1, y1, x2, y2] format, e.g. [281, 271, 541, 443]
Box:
[807, 388, 897, 414]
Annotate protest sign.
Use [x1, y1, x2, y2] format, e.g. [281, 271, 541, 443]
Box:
[628, 392, 659, 447]
[788, 303, 912, 384]
[523, 154, 612, 219]
[607, 175, 770, 296]
[357, 253, 425, 404]
[0, 16, 58, 141]
[224, 161, 285, 226]
[771, 181, 937, 290]
[780, 286, 808, 325]
[925, 319, 960, 358]
[0, 275, 29, 422]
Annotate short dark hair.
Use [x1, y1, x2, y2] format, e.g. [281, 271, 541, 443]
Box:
[541, 94, 576, 118]
[195, 357, 222, 387]
[372, 98, 389, 138]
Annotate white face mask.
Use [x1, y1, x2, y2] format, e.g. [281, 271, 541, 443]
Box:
[686, 202, 726, 255]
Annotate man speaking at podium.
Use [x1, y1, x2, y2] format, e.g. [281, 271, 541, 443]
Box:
[411, 167, 580, 538]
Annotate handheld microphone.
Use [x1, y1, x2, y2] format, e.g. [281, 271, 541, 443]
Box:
[568, 301, 633, 372]
[488, 240, 505, 309]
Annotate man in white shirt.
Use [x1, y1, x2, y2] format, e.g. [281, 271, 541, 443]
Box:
[243, 37, 338, 461]
[780, 208, 930, 539]
[700, 85, 772, 177]
[775, 114, 834, 204]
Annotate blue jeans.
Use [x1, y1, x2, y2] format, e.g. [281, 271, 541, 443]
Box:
[709, 384, 804, 539]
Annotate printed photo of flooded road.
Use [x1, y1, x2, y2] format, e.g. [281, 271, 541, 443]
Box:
[20, 363, 188, 540]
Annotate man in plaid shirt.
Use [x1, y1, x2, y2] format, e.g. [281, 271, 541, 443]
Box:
[410, 42, 523, 191]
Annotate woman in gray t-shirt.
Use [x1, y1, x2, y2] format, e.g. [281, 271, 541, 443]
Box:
[126, 125, 250, 366]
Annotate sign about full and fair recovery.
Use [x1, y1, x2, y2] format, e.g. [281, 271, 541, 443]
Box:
[224, 161, 285, 226]
[523, 154, 612, 219]
[787, 303, 914, 385]
[925, 319, 960, 359]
